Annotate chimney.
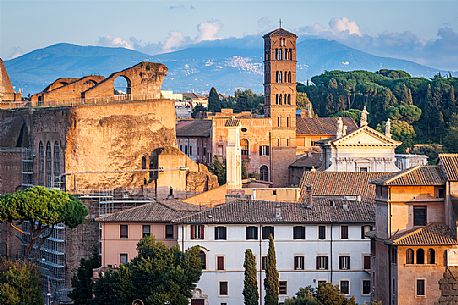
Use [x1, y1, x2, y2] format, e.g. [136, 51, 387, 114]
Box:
[167, 187, 174, 199]
[304, 185, 313, 205]
[275, 203, 282, 220]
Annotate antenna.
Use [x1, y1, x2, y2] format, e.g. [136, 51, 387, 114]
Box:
[279, 18, 282, 28]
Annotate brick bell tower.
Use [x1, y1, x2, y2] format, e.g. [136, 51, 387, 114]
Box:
[263, 26, 298, 187]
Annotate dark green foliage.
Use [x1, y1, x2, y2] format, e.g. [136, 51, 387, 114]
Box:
[191, 104, 208, 118]
[219, 89, 264, 114]
[69, 248, 101, 305]
[208, 87, 221, 112]
[209, 157, 226, 185]
[243, 249, 259, 305]
[284, 284, 358, 305]
[93, 236, 202, 305]
[0, 260, 43, 305]
[0, 186, 88, 261]
[299, 70, 458, 149]
[444, 113, 458, 152]
[330, 109, 361, 124]
[264, 235, 279, 305]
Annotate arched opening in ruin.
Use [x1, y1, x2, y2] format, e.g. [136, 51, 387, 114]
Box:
[113, 75, 131, 95]
[240, 138, 249, 159]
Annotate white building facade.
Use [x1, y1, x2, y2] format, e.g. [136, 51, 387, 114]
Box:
[175, 199, 374, 305]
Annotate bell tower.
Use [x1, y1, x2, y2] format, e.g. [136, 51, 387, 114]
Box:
[263, 27, 298, 186]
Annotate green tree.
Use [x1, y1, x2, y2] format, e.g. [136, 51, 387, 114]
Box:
[284, 286, 318, 305]
[243, 249, 259, 305]
[444, 126, 458, 152]
[264, 235, 279, 305]
[209, 157, 226, 185]
[69, 248, 101, 305]
[377, 120, 416, 153]
[316, 283, 356, 305]
[0, 260, 43, 305]
[0, 186, 88, 261]
[208, 87, 221, 112]
[296, 92, 312, 110]
[191, 104, 208, 118]
[93, 236, 202, 305]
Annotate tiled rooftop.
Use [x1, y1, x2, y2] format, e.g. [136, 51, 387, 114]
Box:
[438, 154, 458, 182]
[290, 153, 322, 169]
[391, 223, 457, 246]
[371, 166, 446, 186]
[176, 120, 212, 137]
[296, 117, 358, 136]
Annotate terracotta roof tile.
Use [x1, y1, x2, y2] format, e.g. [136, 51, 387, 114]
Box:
[296, 117, 358, 136]
[438, 154, 458, 181]
[391, 223, 457, 246]
[371, 166, 446, 186]
[290, 153, 322, 168]
[173, 199, 375, 224]
[299, 171, 390, 201]
[176, 120, 212, 137]
[263, 28, 297, 38]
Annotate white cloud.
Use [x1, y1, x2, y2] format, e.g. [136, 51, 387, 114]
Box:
[163, 32, 186, 52]
[7, 47, 23, 59]
[97, 36, 134, 49]
[329, 17, 362, 36]
[196, 21, 221, 42]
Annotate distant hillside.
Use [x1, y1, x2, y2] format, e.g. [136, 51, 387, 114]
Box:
[4, 37, 452, 95]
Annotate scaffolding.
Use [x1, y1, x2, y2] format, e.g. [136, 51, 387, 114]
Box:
[21, 148, 34, 187]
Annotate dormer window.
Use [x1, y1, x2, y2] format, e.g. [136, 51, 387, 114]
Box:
[413, 206, 427, 226]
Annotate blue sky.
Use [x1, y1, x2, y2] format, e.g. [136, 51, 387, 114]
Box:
[1, 0, 458, 69]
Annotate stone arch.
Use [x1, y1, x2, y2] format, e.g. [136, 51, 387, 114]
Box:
[199, 250, 207, 270]
[240, 138, 249, 158]
[406, 248, 414, 264]
[427, 248, 435, 264]
[45, 141, 52, 187]
[417, 248, 425, 264]
[113, 75, 132, 95]
[260, 165, 269, 181]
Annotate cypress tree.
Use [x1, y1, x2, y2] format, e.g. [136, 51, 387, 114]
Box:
[208, 87, 220, 112]
[243, 249, 259, 305]
[264, 235, 279, 305]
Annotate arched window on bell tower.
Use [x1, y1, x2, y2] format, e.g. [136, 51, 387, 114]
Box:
[279, 94, 282, 105]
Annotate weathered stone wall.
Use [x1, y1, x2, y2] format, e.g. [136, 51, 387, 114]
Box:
[0, 149, 23, 193]
[436, 266, 458, 305]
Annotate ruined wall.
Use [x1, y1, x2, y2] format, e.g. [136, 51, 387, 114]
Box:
[0, 58, 21, 101]
[83, 62, 167, 100]
[65, 99, 177, 191]
[0, 149, 22, 193]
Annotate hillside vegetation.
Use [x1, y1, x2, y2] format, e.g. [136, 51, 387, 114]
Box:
[298, 70, 458, 153]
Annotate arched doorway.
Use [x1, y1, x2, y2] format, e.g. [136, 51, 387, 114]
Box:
[113, 75, 131, 95]
[240, 138, 249, 160]
[260, 165, 269, 181]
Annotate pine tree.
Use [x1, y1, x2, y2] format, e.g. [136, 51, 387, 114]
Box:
[243, 249, 259, 305]
[264, 235, 279, 305]
[208, 87, 220, 112]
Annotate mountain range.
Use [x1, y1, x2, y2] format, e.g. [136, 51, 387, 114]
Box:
[4, 36, 453, 95]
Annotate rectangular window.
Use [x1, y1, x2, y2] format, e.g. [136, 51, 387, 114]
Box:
[416, 279, 425, 296]
[189, 146, 192, 155]
[294, 256, 304, 270]
[316, 256, 328, 270]
[259, 145, 270, 156]
[363, 255, 371, 270]
[191, 224, 204, 239]
[279, 281, 287, 295]
[262, 226, 274, 239]
[197, 147, 200, 156]
[262, 256, 267, 270]
[361, 225, 372, 239]
[340, 280, 350, 295]
[219, 281, 228, 295]
[362, 280, 371, 295]
[293, 226, 306, 239]
[217, 256, 225, 270]
[340, 225, 348, 239]
[142, 225, 150, 238]
[120, 224, 128, 239]
[165, 224, 174, 239]
[359, 167, 368, 172]
[414, 207, 427, 226]
[246, 226, 258, 240]
[215, 226, 227, 240]
[318, 226, 326, 239]
[339, 256, 351, 270]
[120, 253, 128, 265]
[317, 280, 327, 287]
[185, 146, 188, 154]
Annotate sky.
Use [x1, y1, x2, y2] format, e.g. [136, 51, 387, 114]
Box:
[1, 0, 458, 69]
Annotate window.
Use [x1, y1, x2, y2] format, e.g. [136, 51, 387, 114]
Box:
[339, 256, 351, 270]
[279, 281, 287, 295]
[260, 165, 269, 181]
[259, 145, 270, 156]
[191, 225, 204, 239]
[363, 255, 371, 269]
[416, 279, 425, 296]
[340, 280, 350, 295]
[120, 253, 128, 265]
[165, 224, 174, 239]
[53, 142, 60, 187]
[241, 139, 249, 158]
[262, 256, 267, 270]
[120, 225, 128, 239]
[215, 226, 227, 240]
[318, 226, 326, 239]
[414, 207, 427, 226]
[362, 280, 371, 295]
[416, 249, 425, 264]
[341, 226, 348, 239]
[219, 281, 228, 295]
[316, 256, 328, 270]
[39, 142, 44, 185]
[45, 142, 52, 187]
[406, 248, 414, 264]
[199, 251, 206, 270]
[141, 155, 147, 169]
[142, 225, 150, 238]
[293, 226, 306, 239]
[262, 226, 274, 239]
[294, 256, 304, 270]
[246, 226, 258, 240]
[427, 248, 436, 264]
[217, 256, 225, 270]
[361, 225, 372, 239]
[359, 167, 368, 172]
[189, 146, 192, 156]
